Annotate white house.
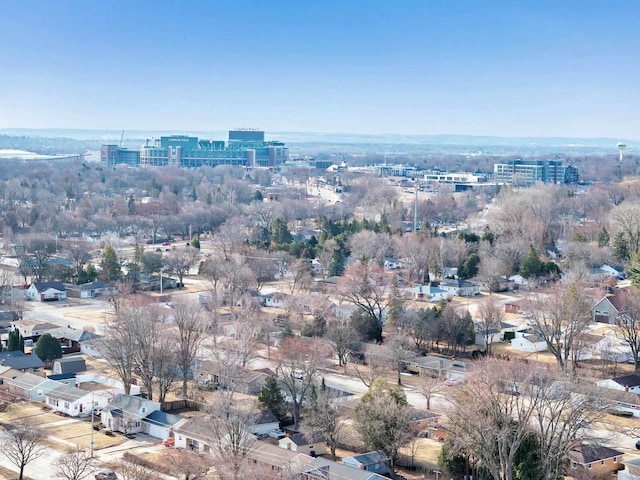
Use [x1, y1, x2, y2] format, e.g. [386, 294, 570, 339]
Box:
[247, 410, 280, 436]
[403, 284, 448, 303]
[101, 394, 161, 434]
[45, 384, 109, 417]
[439, 279, 481, 297]
[64, 281, 117, 299]
[27, 282, 67, 302]
[279, 433, 327, 457]
[600, 264, 626, 280]
[511, 332, 548, 353]
[262, 292, 290, 309]
[597, 373, 640, 394]
[141, 410, 185, 440]
[384, 258, 402, 270]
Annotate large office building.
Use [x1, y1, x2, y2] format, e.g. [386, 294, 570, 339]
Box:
[101, 130, 288, 168]
[494, 159, 578, 187]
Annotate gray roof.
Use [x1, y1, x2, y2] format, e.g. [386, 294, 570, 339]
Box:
[6, 372, 53, 390]
[143, 410, 183, 428]
[105, 393, 159, 417]
[0, 351, 44, 370]
[47, 384, 90, 402]
[53, 357, 86, 374]
[307, 457, 388, 480]
[31, 282, 66, 292]
[48, 326, 100, 343]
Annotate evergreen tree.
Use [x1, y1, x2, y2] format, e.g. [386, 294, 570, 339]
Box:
[7, 330, 24, 352]
[613, 232, 630, 263]
[271, 218, 292, 245]
[34, 333, 62, 364]
[386, 276, 406, 329]
[100, 245, 121, 281]
[627, 250, 640, 288]
[258, 376, 287, 421]
[327, 248, 345, 277]
[519, 244, 544, 279]
[597, 227, 610, 248]
[459, 253, 480, 279]
[190, 236, 200, 249]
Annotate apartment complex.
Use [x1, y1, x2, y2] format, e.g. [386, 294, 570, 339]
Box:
[101, 130, 288, 168]
[494, 159, 579, 186]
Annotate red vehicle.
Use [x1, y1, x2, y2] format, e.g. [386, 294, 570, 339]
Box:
[163, 437, 175, 447]
[162, 241, 171, 246]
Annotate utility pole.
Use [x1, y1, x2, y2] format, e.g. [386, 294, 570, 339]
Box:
[90, 393, 95, 458]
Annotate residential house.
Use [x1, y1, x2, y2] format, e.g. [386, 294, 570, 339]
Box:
[11, 320, 59, 342]
[45, 384, 106, 417]
[174, 416, 214, 453]
[48, 326, 100, 354]
[279, 433, 327, 457]
[474, 321, 520, 348]
[246, 441, 313, 477]
[64, 281, 117, 299]
[404, 355, 467, 380]
[305, 457, 389, 480]
[0, 311, 14, 329]
[0, 350, 44, 372]
[619, 455, 640, 480]
[101, 394, 161, 434]
[6, 373, 62, 402]
[0, 365, 23, 383]
[52, 357, 86, 375]
[592, 292, 625, 324]
[439, 279, 481, 297]
[27, 282, 67, 302]
[504, 298, 525, 314]
[597, 373, 640, 394]
[383, 257, 402, 270]
[403, 284, 448, 303]
[262, 292, 290, 309]
[568, 445, 624, 479]
[342, 451, 392, 476]
[247, 410, 280, 436]
[600, 264, 626, 280]
[141, 410, 185, 440]
[511, 332, 548, 353]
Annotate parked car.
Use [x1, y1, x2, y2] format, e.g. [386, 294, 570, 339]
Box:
[636, 440, 640, 450]
[95, 470, 117, 480]
[269, 429, 286, 439]
[163, 437, 175, 447]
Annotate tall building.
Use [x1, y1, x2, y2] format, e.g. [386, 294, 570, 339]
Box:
[493, 159, 578, 187]
[101, 130, 288, 168]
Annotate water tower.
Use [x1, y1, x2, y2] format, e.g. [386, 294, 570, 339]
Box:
[618, 142, 627, 162]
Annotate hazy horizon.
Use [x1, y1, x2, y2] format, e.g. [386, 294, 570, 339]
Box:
[1, 1, 638, 139]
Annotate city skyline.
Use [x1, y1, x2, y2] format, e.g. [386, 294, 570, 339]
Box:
[1, 0, 638, 139]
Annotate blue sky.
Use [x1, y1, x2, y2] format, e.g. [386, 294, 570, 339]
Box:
[0, 0, 638, 138]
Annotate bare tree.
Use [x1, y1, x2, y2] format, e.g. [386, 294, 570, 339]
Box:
[98, 306, 139, 395]
[174, 301, 207, 397]
[64, 239, 92, 284]
[354, 378, 413, 477]
[386, 334, 413, 386]
[165, 449, 212, 480]
[447, 358, 538, 480]
[113, 459, 155, 480]
[53, 446, 94, 480]
[350, 343, 391, 388]
[337, 260, 388, 330]
[302, 384, 349, 460]
[477, 296, 505, 354]
[525, 282, 592, 372]
[207, 398, 258, 480]
[274, 337, 331, 426]
[164, 247, 199, 288]
[326, 322, 359, 369]
[614, 287, 640, 369]
[610, 201, 640, 254]
[0, 419, 46, 480]
[418, 372, 446, 411]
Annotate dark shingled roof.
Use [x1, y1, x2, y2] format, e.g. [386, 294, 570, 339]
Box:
[570, 444, 623, 465]
[0, 351, 44, 370]
[613, 373, 640, 388]
[31, 282, 66, 292]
